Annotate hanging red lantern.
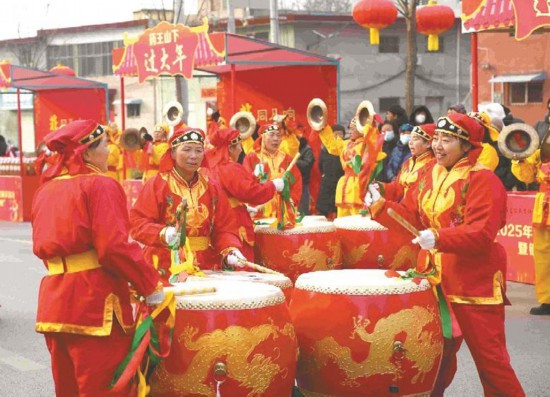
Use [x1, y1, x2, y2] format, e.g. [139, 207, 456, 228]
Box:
[352, 0, 398, 45]
[49, 63, 76, 76]
[416, 0, 455, 51]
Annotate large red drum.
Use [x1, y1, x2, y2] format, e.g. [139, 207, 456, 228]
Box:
[289, 269, 443, 397]
[333, 215, 418, 270]
[254, 216, 342, 282]
[151, 280, 298, 397]
[189, 270, 294, 304]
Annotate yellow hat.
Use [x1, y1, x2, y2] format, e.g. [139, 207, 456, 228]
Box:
[467, 111, 500, 142]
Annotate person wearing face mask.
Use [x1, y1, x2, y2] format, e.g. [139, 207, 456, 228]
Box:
[378, 121, 399, 183]
[409, 105, 434, 127]
[242, 123, 303, 219]
[130, 127, 244, 283]
[203, 128, 283, 261]
[382, 123, 413, 182]
[365, 113, 525, 397]
[378, 123, 436, 202]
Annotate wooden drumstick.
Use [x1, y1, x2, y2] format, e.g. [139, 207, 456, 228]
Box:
[387, 208, 420, 238]
[237, 258, 282, 275]
[171, 285, 217, 296]
[285, 152, 301, 174]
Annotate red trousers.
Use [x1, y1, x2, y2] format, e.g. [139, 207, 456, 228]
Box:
[432, 304, 524, 397]
[44, 323, 135, 397]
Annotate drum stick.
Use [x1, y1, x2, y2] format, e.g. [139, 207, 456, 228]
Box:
[171, 285, 217, 296]
[387, 208, 420, 238]
[285, 152, 301, 174]
[237, 258, 282, 275]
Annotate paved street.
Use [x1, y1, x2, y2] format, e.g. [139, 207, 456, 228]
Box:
[0, 221, 548, 396]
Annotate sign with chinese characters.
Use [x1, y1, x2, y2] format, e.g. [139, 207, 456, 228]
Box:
[495, 192, 536, 284]
[133, 22, 199, 83]
[0, 176, 23, 222]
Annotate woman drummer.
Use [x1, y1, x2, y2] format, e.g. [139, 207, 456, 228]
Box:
[365, 113, 524, 396]
[204, 127, 284, 261]
[130, 127, 245, 283]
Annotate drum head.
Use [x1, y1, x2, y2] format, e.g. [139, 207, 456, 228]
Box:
[192, 270, 293, 290]
[333, 215, 387, 231]
[295, 269, 430, 295]
[168, 280, 285, 310]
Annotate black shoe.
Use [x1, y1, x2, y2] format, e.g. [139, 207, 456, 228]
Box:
[530, 303, 550, 315]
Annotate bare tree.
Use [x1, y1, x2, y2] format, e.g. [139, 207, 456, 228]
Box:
[396, 0, 420, 114]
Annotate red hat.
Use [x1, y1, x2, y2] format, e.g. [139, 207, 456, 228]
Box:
[435, 113, 483, 147]
[205, 128, 242, 169]
[411, 123, 436, 141]
[159, 127, 206, 172]
[42, 120, 105, 182]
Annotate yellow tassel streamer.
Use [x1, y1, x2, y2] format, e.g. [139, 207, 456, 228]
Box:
[369, 28, 380, 45]
[428, 34, 439, 51]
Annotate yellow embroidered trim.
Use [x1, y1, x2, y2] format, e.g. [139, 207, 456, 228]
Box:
[188, 236, 210, 251]
[446, 270, 504, 305]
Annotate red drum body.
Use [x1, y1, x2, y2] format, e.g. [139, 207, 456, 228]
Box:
[254, 217, 342, 282]
[191, 270, 294, 304]
[151, 281, 298, 397]
[333, 215, 418, 270]
[289, 270, 443, 397]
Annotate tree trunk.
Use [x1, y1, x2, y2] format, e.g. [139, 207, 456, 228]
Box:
[405, 1, 418, 115]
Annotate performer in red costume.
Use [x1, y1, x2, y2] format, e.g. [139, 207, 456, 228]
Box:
[380, 123, 436, 202]
[130, 127, 244, 282]
[366, 113, 524, 397]
[204, 127, 284, 261]
[32, 119, 161, 396]
[242, 123, 302, 219]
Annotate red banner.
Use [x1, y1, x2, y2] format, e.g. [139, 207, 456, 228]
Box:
[133, 21, 199, 83]
[33, 89, 107, 145]
[513, 0, 550, 40]
[495, 192, 536, 284]
[0, 176, 23, 222]
[217, 65, 338, 128]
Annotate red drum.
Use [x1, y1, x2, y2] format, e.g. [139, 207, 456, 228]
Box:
[289, 269, 443, 397]
[151, 281, 298, 397]
[190, 270, 294, 304]
[333, 215, 418, 270]
[254, 216, 342, 282]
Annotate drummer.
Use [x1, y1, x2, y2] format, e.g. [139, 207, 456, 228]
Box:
[242, 123, 302, 218]
[365, 113, 524, 396]
[129, 126, 245, 283]
[376, 123, 436, 202]
[204, 127, 284, 261]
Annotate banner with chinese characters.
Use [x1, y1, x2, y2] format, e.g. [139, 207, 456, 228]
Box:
[34, 89, 107, 144]
[495, 192, 535, 284]
[216, 65, 338, 127]
[0, 176, 23, 222]
[133, 21, 199, 83]
[513, 0, 550, 40]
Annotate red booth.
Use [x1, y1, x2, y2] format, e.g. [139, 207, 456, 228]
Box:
[0, 62, 108, 221]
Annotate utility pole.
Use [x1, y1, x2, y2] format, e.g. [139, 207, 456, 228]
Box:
[270, 0, 280, 44]
[227, 0, 236, 33]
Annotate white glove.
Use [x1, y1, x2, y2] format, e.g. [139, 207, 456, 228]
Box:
[245, 204, 259, 216]
[253, 163, 265, 177]
[226, 249, 246, 268]
[272, 178, 284, 192]
[164, 226, 180, 246]
[364, 184, 381, 206]
[145, 286, 165, 305]
[412, 229, 436, 250]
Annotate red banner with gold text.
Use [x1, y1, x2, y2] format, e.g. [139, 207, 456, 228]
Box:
[0, 176, 23, 222]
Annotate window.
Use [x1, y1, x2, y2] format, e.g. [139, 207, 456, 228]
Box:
[510, 81, 544, 104]
[379, 97, 401, 113]
[379, 36, 399, 53]
[47, 40, 123, 77]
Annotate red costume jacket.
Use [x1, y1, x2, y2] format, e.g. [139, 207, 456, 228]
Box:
[242, 149, 302, 217]
[205, 161, 276, 255]
[129, 169, 241, 279]
[383, 151, 435, 202]
[371, 157, 508, 304]
[32, 168, 159, 336]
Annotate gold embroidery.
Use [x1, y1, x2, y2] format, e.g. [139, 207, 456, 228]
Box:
[152, 320, 297, 396]
[447, 270, 505, 304]
[305, 306, 442, 387]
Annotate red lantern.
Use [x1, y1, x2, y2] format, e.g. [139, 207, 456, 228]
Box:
[416, 0, 455, 51]
[49, 63, 76, 76]
[352, 0, 398, 45]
